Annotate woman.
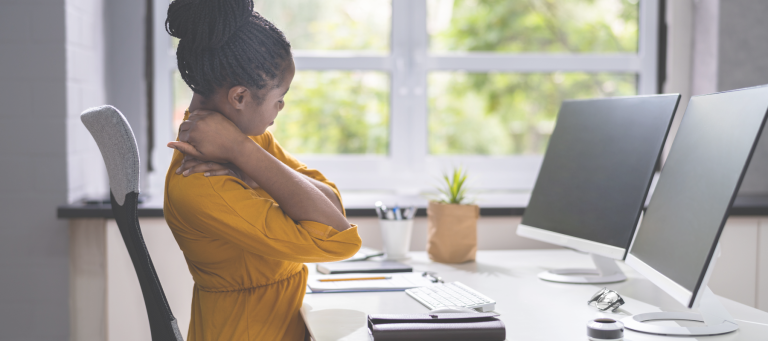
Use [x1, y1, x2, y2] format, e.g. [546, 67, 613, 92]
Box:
[163, 0, 362, 340]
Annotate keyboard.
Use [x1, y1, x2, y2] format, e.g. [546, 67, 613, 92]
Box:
[405, 282, 496, 312]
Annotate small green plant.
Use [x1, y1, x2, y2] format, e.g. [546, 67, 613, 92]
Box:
[436, 166, 471, 205]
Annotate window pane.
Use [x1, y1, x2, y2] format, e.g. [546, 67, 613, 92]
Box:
[428, 0, 639, 53]
[253, 0, 391, 52]
[269, 71, 389, 155]
[428, 72, 636, 155]
[172, 69, 193, 135]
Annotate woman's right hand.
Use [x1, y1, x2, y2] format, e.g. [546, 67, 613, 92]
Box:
[168, 109, 251, 164]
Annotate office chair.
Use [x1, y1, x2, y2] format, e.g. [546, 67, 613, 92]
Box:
[81, 105, 183, 341]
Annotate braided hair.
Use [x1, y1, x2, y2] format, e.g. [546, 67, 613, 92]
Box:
[166, 0, 292, 98]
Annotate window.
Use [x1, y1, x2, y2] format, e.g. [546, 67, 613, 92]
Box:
[151, 0, 660, 201]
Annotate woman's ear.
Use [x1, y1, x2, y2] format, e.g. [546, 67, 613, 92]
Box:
[227, 86, 250, 110]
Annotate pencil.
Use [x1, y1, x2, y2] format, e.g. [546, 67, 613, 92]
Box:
[318, 276, 391, 282]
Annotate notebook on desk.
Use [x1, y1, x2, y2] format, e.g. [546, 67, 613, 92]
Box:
[307, 273, 434, 293]
[316, 261, 412, 274]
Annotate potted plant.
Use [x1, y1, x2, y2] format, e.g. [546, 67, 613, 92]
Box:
[427, 167, 479, 263]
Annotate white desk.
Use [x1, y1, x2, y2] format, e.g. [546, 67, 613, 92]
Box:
[301, 250, 768, 341]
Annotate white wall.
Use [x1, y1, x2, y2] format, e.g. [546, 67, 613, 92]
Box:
[660, 0, 693, 162]
[66, 0, 109, 203]
[708, 217, 761, 307]
[107, 219, 192, 341]
[67, 0, 148, 204]
[105, 0, 149, 193]
[0, 1, 70, 340]
[718, 0, 768, 195]
[690, 0, 720, 97]
[65, 3, 111, 338]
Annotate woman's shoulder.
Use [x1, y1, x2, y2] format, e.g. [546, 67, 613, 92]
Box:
[166, 171, 259, 213]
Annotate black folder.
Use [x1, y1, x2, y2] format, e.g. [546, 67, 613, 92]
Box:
[368, 313, 506, 341]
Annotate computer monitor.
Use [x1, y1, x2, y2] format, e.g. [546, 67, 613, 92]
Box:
[517, 94, 680, 284]
[621, 86, 768, 336]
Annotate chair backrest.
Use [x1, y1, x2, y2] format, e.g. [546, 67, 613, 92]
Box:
[81, 105, 183, 341]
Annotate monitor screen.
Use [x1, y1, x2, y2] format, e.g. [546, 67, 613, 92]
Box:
[629, 86, 768, 297]
[522, 95, 679, 251]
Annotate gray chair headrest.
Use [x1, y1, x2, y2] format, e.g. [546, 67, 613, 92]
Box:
[80, 105, 140, 206]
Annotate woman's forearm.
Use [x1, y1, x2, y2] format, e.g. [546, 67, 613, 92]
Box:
[232, 139, 350, 231]
[301, 175, 344, 214]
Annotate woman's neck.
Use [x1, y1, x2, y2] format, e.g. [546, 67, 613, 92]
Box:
[189, 93, 225, 114]
[188, 93, 207, 113]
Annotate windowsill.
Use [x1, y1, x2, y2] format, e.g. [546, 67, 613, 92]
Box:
[56, 193, 768, 219]
[55, 191, 529, 218]
[339, 191, 532, 209]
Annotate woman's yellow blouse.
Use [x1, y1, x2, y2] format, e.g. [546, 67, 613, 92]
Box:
[164, 117, 362, 341]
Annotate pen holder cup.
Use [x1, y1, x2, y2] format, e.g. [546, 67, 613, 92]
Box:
[379, 219, 414, 260]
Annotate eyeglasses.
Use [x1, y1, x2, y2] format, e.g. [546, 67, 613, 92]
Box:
[422, 271, 444, 283]
[587, 287, 625, 312]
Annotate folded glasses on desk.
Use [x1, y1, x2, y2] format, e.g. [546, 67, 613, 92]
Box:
[422, 271, 444, 283]
[588, 287, 625, 312]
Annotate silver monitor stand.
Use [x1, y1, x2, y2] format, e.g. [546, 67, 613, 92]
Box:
[622, 287, 738, 336]
[622, 244, 738, 336]
[538, 253, 626, 284]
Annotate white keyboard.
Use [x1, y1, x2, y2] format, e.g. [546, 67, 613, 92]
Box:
[405, 282, 496, 312]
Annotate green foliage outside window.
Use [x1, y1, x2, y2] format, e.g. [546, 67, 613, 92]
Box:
[428, 0, 639, 53]
[255, 0, 392, 155]
[428, 0, 639, 155]
[253, 0, 391, 52]
[429, 72, 636, 155]
[270, 71, 390, 154]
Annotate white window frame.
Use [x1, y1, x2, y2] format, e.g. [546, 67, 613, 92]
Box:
[150, 0, 660, 198]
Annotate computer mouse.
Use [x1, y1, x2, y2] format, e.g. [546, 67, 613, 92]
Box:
[429, 306, 479, 314]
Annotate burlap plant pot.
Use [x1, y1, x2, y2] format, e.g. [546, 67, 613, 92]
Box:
[426, 201, 479, 263]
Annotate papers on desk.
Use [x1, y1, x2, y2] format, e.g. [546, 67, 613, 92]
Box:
[307, 273, 434, 293]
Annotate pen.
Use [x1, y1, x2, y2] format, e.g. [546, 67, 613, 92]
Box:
[318, 276, 392, 282]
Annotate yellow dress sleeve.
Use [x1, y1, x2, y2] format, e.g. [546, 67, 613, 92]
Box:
[167, 172, 361, 264]
[259, 131, 346, 213]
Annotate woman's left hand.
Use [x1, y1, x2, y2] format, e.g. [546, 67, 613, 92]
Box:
[176, 155, 260, 188]
[168, 109, 251, 164]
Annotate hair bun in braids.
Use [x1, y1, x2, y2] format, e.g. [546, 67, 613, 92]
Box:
[166, 0, 292, 97]
[166, 0, 254, 51]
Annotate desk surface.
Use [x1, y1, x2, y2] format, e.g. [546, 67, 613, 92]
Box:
[301, 250, 768, 341]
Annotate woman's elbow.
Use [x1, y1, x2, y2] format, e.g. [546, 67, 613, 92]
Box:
[325, 233, 362, 261]
[337, 242, 362, 260]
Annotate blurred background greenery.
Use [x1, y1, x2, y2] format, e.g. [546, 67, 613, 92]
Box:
[173, 0, 639, 155]
[428, 0, 637, 53]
